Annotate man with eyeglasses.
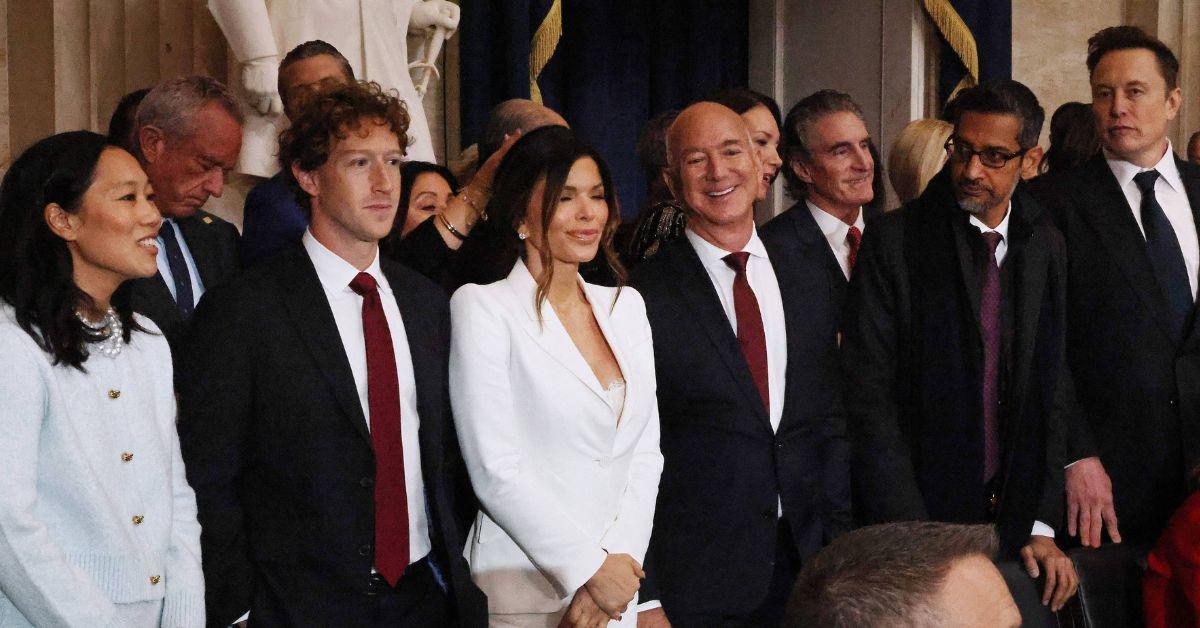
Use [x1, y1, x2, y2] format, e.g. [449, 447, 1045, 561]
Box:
[841, 79, 1079, 611]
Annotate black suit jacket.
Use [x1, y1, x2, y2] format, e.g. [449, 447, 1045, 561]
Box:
[127, 210, 239, 353]
[1032, 153, 1200, 542]
[841, 173, 1070, 556]
[760, 201, 882, 317]
[176, 245, 485, 627]
[628, 234, 852, 617]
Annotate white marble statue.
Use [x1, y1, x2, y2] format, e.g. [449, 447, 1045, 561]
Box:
[208, 0, 460, 177]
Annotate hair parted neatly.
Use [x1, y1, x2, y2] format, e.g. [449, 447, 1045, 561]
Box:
[781, 90, 866, 200]
[1087, 25, 1179, 90]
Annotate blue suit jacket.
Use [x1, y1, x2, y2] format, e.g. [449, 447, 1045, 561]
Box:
[239, 173, 308, 268]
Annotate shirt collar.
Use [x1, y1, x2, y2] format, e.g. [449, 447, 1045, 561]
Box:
[1104, 140, 1184, 194]
[967, 201, 1012, 239]
[302, 229, 390, 296]
[685, 226, 769, 270]
[806, 200, 865, 240]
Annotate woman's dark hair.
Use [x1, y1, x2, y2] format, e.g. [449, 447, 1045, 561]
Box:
[400, 161, 458, 216]
[0, 130, 145, 369]
[706, 88, 782, 129]
[1040, 101, 1100, 175]
[455, 126, 625, 313]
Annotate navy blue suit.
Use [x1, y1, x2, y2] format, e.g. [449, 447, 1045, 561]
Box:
[629, 233, 851, 622]
[239, 173, 308, 268]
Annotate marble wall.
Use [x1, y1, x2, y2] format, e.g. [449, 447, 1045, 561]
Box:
[1011, 0, 1125, 148]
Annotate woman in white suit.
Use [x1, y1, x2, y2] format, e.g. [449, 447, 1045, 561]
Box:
[450, 126, 663, 628]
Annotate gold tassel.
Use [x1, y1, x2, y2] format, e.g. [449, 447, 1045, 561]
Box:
[529, 0, 563, 105]
[922, 0, 979, 87]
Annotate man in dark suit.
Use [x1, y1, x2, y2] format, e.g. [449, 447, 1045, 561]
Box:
[631, 102, 851, 627]
[126, 75, 242, 353]
[843, 80, 1078, 611]
[239, 40, 354, 268]
[177, 81, 485, 626]
[761, 90, 879, 310]
[1032, 26, 1200, 548]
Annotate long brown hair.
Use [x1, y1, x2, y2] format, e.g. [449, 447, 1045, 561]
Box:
[455, 126, 625, 318]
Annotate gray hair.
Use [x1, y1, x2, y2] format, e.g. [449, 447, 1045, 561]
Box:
[780, 89, 866, 200]
[132, 75, 242, 159]
[786, 522, 999, 628]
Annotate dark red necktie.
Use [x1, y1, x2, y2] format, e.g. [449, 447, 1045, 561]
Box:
[722, 252, 770, 415]
[349, 272, 409, 585]
[846, 225, 863, 274]
[980, 232, 1003, 483]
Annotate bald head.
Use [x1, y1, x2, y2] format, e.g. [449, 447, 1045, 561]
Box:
[480, 99, 568, 162]
[663, 101, 761, 249]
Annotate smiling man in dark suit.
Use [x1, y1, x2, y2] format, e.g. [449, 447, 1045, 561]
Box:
[761, 90, 878, 309]
[1032, 26, 1200, 549]
[126, 75, 242, 354]
[177, 81, 484, 627]
[842, 80, 1079, 611]
[630, 101, 851, 627]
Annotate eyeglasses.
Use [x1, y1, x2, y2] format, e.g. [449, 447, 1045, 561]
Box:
[944, 138, 1028, 169]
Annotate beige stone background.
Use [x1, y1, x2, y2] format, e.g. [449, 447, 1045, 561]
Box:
[1012, 0, 1200, 149]
[2, 1, 1199, 226]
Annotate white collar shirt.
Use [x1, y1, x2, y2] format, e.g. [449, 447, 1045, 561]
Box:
[302, 230, 431, 563]
[806, 201, 866, 280]
[968, 202, 1012, 266]
[685, 227, 787, 432]
[1105, 141, 1199, 298]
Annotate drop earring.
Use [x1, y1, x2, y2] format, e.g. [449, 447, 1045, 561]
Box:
[518, 232, 528, 240]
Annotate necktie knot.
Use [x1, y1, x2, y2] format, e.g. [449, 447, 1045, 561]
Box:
[1134, 169, 1161, 195]
[981, 230, 1003, 255]
[722, 251, 751, 275]
[846, 225, 862, 249]
[349, 272, 378, 296]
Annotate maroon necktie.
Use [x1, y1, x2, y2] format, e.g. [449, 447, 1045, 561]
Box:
[349, 272, 409, 585]
[722, 252, 770, 414]
[846, 225, 863, 274]
[979, 232, 1003, 483]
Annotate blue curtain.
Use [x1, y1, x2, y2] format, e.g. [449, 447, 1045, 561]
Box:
[937, 0, 1012, 106]
[460, 0, 749, 218]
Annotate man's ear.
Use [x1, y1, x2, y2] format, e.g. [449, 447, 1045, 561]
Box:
[791, 158, 814, 185]
[292, 161, 320, 198]
[1020, 146, 1044, 180]
[138, 125, 166, 165]
[661, 167, 679, 201]
[44, 203, 79, 242]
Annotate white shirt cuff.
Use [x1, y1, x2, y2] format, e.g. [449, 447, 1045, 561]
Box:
[1031, 520, 1055, 538]
[636, 600, 662, 612]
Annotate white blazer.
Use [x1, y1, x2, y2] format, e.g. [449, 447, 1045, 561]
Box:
[450, 261, 663, 616]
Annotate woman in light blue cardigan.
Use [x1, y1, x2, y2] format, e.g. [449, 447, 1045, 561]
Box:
[0, 131, 204, 627]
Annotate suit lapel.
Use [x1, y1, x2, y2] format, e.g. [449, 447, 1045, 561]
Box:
[176, 214, 220, 290]
[950, 209, 984, 342]
[787, 203, 848, 305]
[584, 283, 636, 428]
[664, 239, 771, 429]
[1004, 190, 1048, 457]
[1074, 154, 1179, 344]
[506, 262, 610, 405]
[278, 248, 372, 447]
[1175, 157, 1200, 350]
[384, 262, 444, 478]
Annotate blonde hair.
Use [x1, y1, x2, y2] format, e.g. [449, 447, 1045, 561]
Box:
[887, 119, 953, 205]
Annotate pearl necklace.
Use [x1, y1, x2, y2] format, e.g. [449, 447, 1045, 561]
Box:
[77, 308, 124, 358]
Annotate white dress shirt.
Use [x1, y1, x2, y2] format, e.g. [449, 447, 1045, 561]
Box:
[302, 230, 431, 562]
[1106, 141, 1200, 298]
[155, 218, 205, 307]
[968, 202, 1011, 265]
[807, 201, 867, 280]
[685, 228, 787, 432]
[966, 206, 1053, 539]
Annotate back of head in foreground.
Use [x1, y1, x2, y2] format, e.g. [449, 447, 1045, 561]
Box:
[785, 522, 1020, 628]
